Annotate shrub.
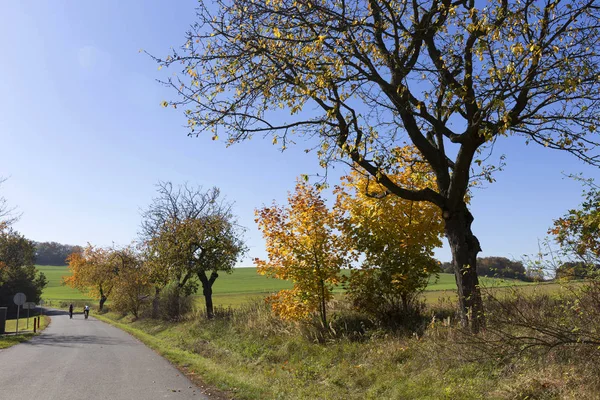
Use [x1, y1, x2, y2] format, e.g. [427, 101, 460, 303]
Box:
[345, 267, 429, 330]
[157, 282, 194, 321]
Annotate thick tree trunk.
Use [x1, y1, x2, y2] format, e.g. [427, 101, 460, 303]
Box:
[198, 271, 219, 318]
[444, 204, 485, 333]
[99, 295, 107, 311]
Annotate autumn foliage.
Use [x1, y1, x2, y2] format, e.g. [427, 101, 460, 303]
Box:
[64, 245, 118, 311]
[255, 181, 346, 326]
[550, 179, 600, 277]
[335, 148, 444, 321]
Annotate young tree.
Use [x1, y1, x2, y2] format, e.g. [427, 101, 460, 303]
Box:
[64, 245, 118, 311]
[335, 148, 444, 321]
[551, 179, 600, 268]
[141, 182, 246, 318]
[155, 0, 600, 332]
[110, 246, 152, 319]
[255, 181, 346, 326]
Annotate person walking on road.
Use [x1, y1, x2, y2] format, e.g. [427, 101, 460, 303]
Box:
[69, 303, 73, 319]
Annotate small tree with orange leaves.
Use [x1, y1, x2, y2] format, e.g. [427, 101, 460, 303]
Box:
[255, 181, 346, 327]
[64, 245, 118, 311]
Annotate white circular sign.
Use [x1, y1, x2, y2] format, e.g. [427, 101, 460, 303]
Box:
[23, 302, 36, 310]
[13, 292, 26, 306]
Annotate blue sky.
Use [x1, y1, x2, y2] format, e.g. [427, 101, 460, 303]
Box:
[0, 1, 598, 265]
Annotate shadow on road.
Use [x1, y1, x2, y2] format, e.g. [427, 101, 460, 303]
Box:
[24, 333, 128, 347]
[42, 309, 69, 316]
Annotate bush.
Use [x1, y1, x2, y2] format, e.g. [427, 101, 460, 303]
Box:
[157, 282, 194, 321]
[345, 267, 429, 330]
[452, 282, 600, 364]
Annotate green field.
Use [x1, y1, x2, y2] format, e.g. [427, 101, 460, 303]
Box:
[37, 265, 92, 301]
[37, 265, 535, 307]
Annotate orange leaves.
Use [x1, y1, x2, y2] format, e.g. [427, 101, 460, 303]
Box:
[255, 180, 346, 324]
[550, 183, 600, 262]
[64, 245, 119, 300]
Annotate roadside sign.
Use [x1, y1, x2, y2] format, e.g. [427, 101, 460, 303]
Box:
[13, 293, 26, 306]
[13, 293, 26, 334]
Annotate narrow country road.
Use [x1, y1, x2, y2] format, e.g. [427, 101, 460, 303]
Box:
[0, 310, 208, 400]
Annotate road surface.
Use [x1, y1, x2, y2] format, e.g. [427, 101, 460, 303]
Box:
[0, 309, 208, 399]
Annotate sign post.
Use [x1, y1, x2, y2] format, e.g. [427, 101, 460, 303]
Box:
[13, 293, 26, 334]
[23, 302, 36, 329]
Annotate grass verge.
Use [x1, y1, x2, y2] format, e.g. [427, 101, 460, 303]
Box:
[0, 315, 51, 349]
[94, 283, 600, 400]
[93, 306, 499, 400]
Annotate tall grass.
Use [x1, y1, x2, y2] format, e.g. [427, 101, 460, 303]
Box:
[96, 283, 600, 400]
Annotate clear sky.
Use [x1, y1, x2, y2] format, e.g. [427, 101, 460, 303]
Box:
[0, 1, 598, 265]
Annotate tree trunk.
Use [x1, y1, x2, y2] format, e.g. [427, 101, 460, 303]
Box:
[198, 271, 219, 318]
[152, 286, 160, 319]
[401, 293, 409, 313]
[444, 204, 485, 333]
[99, 295, 107, 311]
[173, 284, 182, 319]
[319, 278, 327, 328]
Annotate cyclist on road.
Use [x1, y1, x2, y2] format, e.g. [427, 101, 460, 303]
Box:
[69, 304, 73, 319]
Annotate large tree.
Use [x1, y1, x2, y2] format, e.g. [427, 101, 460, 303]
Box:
[141, 182, 246, 318]
[154, 0, 600, 331]
[0, 229, 47, 311]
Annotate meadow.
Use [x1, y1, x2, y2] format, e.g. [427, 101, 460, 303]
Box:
[38, 264, 535, 306]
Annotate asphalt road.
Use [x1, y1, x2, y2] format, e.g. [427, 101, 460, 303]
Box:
[0, 309, 208, 400]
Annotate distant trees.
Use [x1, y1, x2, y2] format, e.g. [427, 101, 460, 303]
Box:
[555, 261, 599, 281]
[441, 257, 528, 281]
[141, 182, 246, 318]
[35, 242, 82, 266]
[255, 181, 345, 326]
[477, 257, 528, 281]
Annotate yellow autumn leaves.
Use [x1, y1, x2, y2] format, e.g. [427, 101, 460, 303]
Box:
[255, 146, 444, 324]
